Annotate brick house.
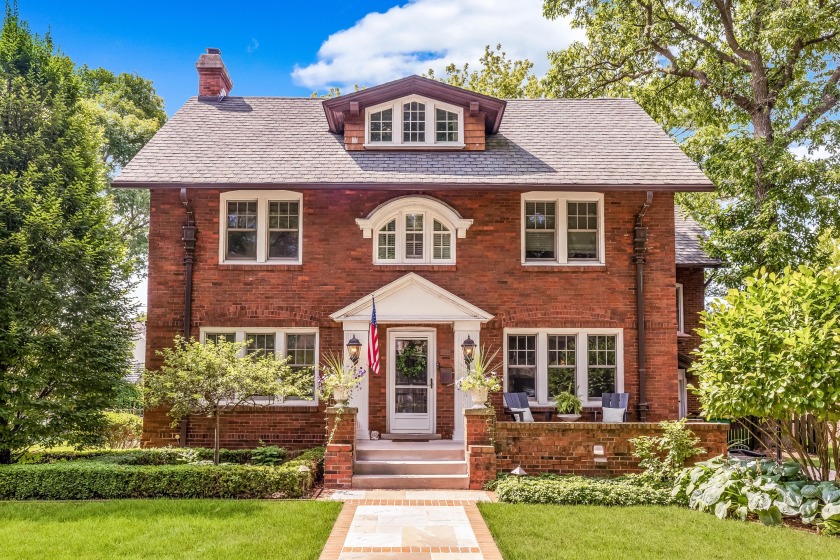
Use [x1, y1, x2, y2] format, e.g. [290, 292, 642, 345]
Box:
[114, 49, 724, 487]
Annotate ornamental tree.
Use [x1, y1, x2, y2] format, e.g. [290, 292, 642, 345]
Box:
[692, 266, 840, 479]
[144, 336, 311, 464]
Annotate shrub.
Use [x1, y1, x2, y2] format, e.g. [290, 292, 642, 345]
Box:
[18, 446, 259, 465]
[673, 456, 840, 532]
[102, 412, 142, 449]
[0, 448, 324, 500]
[251, 443, 286, 466]
[630, 418, 705, 483]
[494, 474, 683, 507]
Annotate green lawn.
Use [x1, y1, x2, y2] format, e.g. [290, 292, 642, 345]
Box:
[479, 504, 840, 560]
[0, 500, 341, 560]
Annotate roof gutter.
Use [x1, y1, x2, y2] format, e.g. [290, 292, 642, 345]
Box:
[634, 191, 654, 422]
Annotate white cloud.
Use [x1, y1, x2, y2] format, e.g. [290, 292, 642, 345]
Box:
[292, 0, 583, 91]
[247, 38, 260, 54]
[790, 143, 833, 160]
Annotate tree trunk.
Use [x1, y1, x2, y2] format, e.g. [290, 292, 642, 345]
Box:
[751, 107, 774, 210]
[214, 410, 220, 465]
[0, 448, 12, 465]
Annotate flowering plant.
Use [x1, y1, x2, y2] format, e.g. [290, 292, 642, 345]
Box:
[455, 346, 502, 392]
[317, 351, 366, 400]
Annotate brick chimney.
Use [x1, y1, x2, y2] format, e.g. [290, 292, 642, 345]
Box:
[196, 48, 233, 97]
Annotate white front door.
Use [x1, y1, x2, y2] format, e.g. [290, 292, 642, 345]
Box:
[388, 330, 435, 433]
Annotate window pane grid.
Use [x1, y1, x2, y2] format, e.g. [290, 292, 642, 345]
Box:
[525, 201, 556, 260]
[403, 102, 426, 143]
[205, 333, 232, 345]
[432, 220, 451, 260]
[246, 333, 275, 357]
[405, 213, 424, 259]
[547, 335, 576, 397]
[369, 109, 393, 142]
[268, 201, 299, 260]
[507, 335, 537, 398]
[286, 334, 316, 401]
[587, 335, 616, 398]
[226, 201, 257, 260]
[567, 201, 598, 260]
[378, 219, 396, 260]
[435, 108, 459, 142]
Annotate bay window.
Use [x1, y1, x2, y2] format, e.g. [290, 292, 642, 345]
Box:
[504, 329, 623, 404]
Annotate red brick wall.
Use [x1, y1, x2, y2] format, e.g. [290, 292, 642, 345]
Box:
[344, 111, 486, 151]
[144, 187, 681, 447]
[677, 267, 706, 415]
[495, 421, 728, 477]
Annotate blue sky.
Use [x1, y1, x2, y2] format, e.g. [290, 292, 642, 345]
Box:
[17, 1, 580, 116]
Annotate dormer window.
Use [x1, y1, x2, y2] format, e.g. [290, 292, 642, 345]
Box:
[365, 96, 463, 148]
[357, 195, 473, 265]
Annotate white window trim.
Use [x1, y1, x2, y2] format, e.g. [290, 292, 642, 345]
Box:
[200, 327, 319, 407]
[520, 192, 606, 266]
[676, 283, 685, 334]
[503, 327, 624, 406]
[218, 190, 303, 265]
[356, 195, 473, 265]
[364, 95, 465, 149]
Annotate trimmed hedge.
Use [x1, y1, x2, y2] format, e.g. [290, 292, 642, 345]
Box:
[494, 474, 684, 507]
[19, 447, 279, 466]
[0, 448, 324, 500]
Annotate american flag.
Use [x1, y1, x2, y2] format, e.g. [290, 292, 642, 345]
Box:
[368, 296, 380, 375]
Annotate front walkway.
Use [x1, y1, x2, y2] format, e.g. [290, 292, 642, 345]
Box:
[318, 490, 503, 560]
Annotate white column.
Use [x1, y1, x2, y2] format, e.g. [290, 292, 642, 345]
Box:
[453, 322, 481, 441]
[343, 322, 369, 438]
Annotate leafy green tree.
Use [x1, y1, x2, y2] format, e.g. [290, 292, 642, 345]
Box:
[425, 44, 544, 98]
[144, 337, 311, 464]
[692, 266, 840, 479]
[542, 0, 840, 289]
[78, 66, 166, 272]
[0, 9, 136, 463]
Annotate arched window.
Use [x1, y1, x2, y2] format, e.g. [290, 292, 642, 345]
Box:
[357, 196, 473, 265]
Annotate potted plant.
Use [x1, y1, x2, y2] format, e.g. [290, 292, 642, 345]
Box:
[455, 346, 501, 408]
[553, 389, 583, 422]
[318, 352, 366, 407]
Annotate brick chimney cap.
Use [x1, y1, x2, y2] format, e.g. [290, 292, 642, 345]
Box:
[196, 48, 233, 95]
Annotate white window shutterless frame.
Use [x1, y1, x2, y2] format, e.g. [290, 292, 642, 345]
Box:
[218, 190, 303, 265]
[520, 192, 606, 266]
[503, 328, 624, 406]
[199, 327, 319, 406]
[364, 95, 465, 149]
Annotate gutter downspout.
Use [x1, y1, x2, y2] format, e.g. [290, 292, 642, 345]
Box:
[634, 192, 654, 422]
[179, 188, 197, 447]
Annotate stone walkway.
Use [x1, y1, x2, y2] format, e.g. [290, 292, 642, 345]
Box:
[318, 490, 503, 560]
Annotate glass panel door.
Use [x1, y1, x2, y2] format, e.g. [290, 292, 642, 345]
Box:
[389, 333, 435, 433]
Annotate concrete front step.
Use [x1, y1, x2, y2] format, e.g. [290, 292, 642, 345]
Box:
[380, 433, 443, 441]
[352, 473, 470, 490]
[354, 459, 467, 475]
[355, 440, 465, 461]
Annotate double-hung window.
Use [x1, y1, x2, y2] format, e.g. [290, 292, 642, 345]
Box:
[219, 191, 303, 265]
[365, 95, 464, 148]
[201, 328, 319, 405]
[504, 329, 623, 405]
[521, 193, 605, 265]
[676, 283, 685, 333]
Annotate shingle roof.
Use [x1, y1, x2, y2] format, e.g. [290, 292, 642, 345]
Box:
[675, 207, 720, 267]
[113, 96, 713, 190]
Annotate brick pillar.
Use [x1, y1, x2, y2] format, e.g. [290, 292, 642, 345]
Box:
[465, 408, 497, 490]
[324, 407, 357, 490]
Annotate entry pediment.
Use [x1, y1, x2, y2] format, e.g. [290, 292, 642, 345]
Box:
[329, 273, 493, 324]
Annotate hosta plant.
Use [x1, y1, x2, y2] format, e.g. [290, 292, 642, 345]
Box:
[673, 456, 840, 532]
